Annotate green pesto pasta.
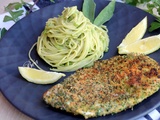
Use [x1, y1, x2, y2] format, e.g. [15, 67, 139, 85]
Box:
[36, 6, 109, 72]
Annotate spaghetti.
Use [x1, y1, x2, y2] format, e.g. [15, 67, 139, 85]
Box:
[35, 6, 109, 72]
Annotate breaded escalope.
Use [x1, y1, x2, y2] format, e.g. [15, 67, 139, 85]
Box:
[43, 54, 160, 119]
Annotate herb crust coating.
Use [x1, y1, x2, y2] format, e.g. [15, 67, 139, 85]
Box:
[43, 54, 160, 119]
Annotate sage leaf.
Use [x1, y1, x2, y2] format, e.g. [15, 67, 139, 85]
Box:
[94, 0, 115, 26]
[82, 0, 96, 23]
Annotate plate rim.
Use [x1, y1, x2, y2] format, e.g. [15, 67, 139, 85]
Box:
[0, 0, 160, 120]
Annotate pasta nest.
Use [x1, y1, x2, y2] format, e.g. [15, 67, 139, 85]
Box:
[37, 6, 109, 72]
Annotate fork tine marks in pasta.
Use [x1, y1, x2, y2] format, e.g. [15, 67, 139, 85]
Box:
[37, 6, 109, 72]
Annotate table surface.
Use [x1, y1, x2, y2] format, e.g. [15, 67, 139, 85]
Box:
[0, 1, 32, 120]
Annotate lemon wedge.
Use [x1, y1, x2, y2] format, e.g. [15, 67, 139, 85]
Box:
[18, 67, 66, 84]
[118, 34, 160, 55]
[118, 16, 147, 48]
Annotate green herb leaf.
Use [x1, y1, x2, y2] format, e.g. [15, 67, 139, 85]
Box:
[12, 10, 24, 20]
[0, 28, 7, 39]
[156, 17, 160, 22]
[3, 15, 14, 22]
[7, 3, 19, 9]
[124, 0, 160, 32]
[149, 21, 160, 32]
[14, 3, 23, 10]
[124, 0, 138, 6]
[82, 0, 96, 23]
[124, 0, 150, 5]
[5, 6, 24, 22]
[7, 2, 23, 10]
[93, 0, 115, 26]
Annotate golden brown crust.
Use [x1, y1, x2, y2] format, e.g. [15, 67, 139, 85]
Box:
[43, 54, 160, 119]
